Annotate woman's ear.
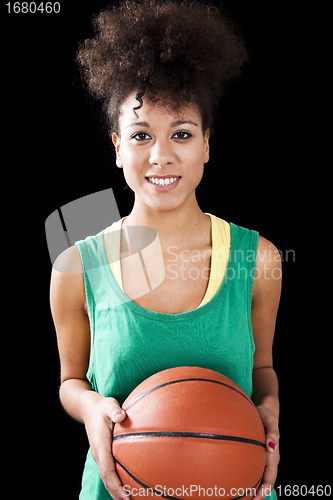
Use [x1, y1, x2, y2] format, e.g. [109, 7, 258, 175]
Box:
[203, 129, 210, 164]
[112, 132, 123, 168]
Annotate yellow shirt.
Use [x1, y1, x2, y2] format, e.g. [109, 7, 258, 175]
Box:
[103, 213, 230, 308]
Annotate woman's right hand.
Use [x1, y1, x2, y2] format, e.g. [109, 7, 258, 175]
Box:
[82, 392, 128, 500]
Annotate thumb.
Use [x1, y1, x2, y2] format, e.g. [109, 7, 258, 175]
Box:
[107, 398, 127, 424]
[112, 408, 126, 424]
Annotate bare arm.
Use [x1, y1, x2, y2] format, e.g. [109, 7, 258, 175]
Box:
[251, 236, 282, 499]
[50, 246, 127, 500]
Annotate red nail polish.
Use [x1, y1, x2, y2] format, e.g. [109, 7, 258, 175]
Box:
[268, 441, 276, 450]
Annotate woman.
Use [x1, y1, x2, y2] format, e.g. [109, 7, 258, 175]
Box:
[50, 1, 281, 499]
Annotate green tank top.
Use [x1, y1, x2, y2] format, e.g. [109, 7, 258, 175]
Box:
[76, 220, 277, 500]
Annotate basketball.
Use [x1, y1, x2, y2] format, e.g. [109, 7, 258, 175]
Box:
[113, 366, 266, 500]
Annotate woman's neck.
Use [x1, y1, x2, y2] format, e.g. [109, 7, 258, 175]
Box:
[123, 195, 211, 251]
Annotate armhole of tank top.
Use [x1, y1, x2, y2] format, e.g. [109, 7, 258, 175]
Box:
[104, 218, 125, 291]
[247, 230, 259, 354]
[75, 241, 96, 387]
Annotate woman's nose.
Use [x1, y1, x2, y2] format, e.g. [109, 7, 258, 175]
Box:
[149, 139, 175, 168]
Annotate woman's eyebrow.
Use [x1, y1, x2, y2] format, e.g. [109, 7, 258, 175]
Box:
[170, 119, 198, 127]
[126, 121, 150, 128]
[125, 119, 198, 129]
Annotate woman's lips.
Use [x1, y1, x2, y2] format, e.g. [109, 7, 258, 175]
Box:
[146, 176, 181, 191]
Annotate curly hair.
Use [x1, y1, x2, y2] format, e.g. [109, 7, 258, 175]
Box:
[77, 0, 248, 134]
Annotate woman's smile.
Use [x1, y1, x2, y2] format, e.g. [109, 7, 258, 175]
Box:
[145, 175, 181, 191]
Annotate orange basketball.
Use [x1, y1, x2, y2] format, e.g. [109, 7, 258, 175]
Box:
[113, 366, 266, 500]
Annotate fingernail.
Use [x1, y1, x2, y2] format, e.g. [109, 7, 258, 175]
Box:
[113, 410, 125, 418]
[268, 441, 276, 450]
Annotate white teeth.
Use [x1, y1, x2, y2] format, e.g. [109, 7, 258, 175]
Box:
[148, 177, 179, 186]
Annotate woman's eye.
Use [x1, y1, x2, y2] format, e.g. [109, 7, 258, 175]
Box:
[173, 131, 192, 140]
[132, 132, 151, 141]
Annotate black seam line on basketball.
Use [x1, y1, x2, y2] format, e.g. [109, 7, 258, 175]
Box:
[113, 431, 265, 448]
[115, 459, 180, 500]
[115, 459, 262, 500]
[123, 377, 253, 412]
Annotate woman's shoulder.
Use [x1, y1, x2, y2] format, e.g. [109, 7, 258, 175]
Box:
[52, 245, 83, 274]
[50, 245, 88, 315]
[256, 235, 281, 269]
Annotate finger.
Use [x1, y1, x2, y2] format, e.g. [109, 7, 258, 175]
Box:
[252, 477, 273, 500]
[267, 434, 279, 454]
[253, 450, 279, 500]
[98, 446, 130, 500]
[263, 417, 279, 454]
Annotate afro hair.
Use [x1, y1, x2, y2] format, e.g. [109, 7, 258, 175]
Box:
[77, 0, 248, 133]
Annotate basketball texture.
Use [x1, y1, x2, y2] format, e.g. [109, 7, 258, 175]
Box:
[113, 366, 266, 500]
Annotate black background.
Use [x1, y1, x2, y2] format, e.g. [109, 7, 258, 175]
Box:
[2, 1, 325, 498]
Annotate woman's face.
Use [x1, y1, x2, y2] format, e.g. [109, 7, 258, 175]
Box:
[112, 92, 210, 214]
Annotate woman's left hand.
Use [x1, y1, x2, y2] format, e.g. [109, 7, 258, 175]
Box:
[253, 404, 280, 500]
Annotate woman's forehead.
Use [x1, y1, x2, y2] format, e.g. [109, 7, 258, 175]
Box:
[119, 91, 202, 127]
